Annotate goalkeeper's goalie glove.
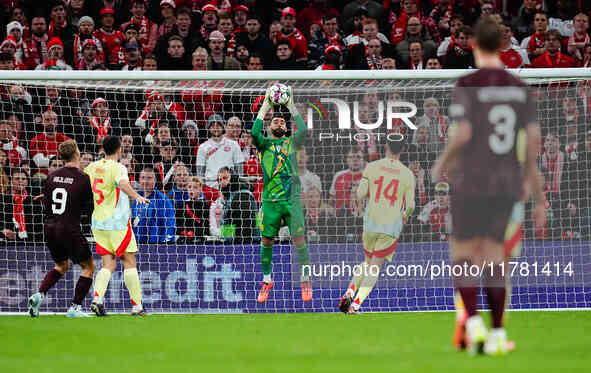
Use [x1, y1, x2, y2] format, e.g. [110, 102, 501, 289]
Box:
[256, 87, 273, 121]
[285, 86, 299, 117]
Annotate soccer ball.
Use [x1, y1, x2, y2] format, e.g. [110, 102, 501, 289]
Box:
[268, 83, 290, 106]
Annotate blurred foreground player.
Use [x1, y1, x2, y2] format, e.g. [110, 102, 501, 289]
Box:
[252, 87, 312, 303]
[432, 17, 545, 355]
[29, 140, 95, 318]
[339, 135, 415, 314]
[85, 136, 150, 316]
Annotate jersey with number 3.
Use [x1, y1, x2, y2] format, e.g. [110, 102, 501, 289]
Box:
[359, 158, 415, 237]
[42, 166, 93, 229]
[84, 159, 131, 230]
[449, 68, 536, 198]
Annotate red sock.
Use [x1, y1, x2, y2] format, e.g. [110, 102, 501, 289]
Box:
[39, 269, 63, 295]
[72, 276, 93, 305]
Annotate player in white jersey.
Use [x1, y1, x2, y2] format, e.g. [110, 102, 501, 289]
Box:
[196, 114, 244, 187]
[339, 135, 416, 314]
[85, 136, 150, 316]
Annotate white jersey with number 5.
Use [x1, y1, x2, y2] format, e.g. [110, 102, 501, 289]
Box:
[84, 158, 130, 230]
[357, 158, 415, 237]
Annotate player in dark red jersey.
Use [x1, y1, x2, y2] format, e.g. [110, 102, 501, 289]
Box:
[28, 140, 95, 318]
[432, 17, 545, 356]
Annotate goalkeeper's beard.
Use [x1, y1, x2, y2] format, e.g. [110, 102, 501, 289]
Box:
[271, 127, 286, 138]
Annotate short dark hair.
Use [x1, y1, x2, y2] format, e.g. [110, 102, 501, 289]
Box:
[276, 39, 292, 50]
[249, 53, 263, 62]
[168, 35, 183, 44]
[545, 29, 562, 41]
[474, 17, 501, 52]
[387, 134, 405, 155]
[0, 52, 13, 63]
[176, 7, 191, 17]
[102, 136, 121, 155]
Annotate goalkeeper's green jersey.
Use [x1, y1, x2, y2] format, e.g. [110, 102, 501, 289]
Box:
[251, 114, 306, 202]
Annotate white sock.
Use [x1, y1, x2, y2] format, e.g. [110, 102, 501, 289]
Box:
[263, 274, 272, 283]
[132, 304, 143, 312]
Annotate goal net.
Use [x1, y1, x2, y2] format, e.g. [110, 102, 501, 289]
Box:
[0, 70, 589, 314]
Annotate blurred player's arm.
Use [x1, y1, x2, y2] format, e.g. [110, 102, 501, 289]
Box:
[119, 179, 150, 204]
[403, 174, 416, 220]
[432, 120, 472, 181]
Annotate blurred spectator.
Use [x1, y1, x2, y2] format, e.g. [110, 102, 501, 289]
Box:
[411, 123, 436, 170]
[121, 41, 142, 70]
[582, 44, 591, 68]
[217, 12, 234, 45]
[167, 163, 190, 208]
[555, 94, 586, 144]
[110, 23, 141, 69]
[0, 52, 15, 70]
[407, 41, 425, 69]
[232, 5, 248, 33]
[566, 13, 589, 64]
[80, 151, 94, 170]
[196, 114, 243, 187]
[176, 175, 209, 244]
[161, 90, 186, 125]
[329, 147, 364, 210]
[90, 0, 131, 27]
[23, 16, 49, 69]
[224, 116, 242, 143]
[48, 156, 64, 174]
[76, 38, 103, 70]
[160, 34, 192, 70]
[298, 147, 322, 195]
[417, 97, 449, 153]
[316, 44, 342, 70]
[345, 18, 389, 47]
[191, 46, 208, 70]
[346, 37, 383, 69]
[154, 140, 181, 191]
[6, 21, 25, 66]
[131, 166, 176, 244]
[216, 166, 258, 244]
[207, 30, 240, 70]
[530, 29, 576, 68]
[342, 1, 384, 35]
[93, 7, 124, 68]
[520, 11, 548, 61]
[73, 16, 105, 69]
[304, 185, 336, 243]
[86, 97, 120, 152]
[426, 0, 456, 38]
[269, 20, 282, 45]
[425, 56, 442, 69]
[48, 1, 77, 66]
[392, 0, 440, 45]
[154, 7, 204, 65]
[142, 53, 158, 70]
[417, 181, 452, 241]
[246, 53, 264, 70]
[278, 7, 308, 64]
[135, 91, 180, 149]
[272, 39, 302, 69]
[235, 44, 250, 69]
[119, 0, 158, 54]
[120, 134, 135, 160]
[30, 110, 71, 176]
[396, 17, 437, 67]
[297, 0, 339, 38]
[437, 15, 464, 58]
[0, 120, 26, 168]
[512, 0, 538, 41]
[158, 0, 177, 38]
[322, 14, 343, 48]
[234, 14, 274, 67]
[500, 21, 529, 68]
[120, 156, 140, 190]
[0, 168, 42, 242]
[2, 84, 34, 135]
[240, 131, 262, 202]
[199, 4, 218, 41]
[443, 26, 474, 69]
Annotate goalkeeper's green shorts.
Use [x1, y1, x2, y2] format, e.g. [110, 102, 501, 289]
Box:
[260, 199, 305, 238]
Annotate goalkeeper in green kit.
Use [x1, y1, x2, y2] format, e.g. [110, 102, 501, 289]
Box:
[252, 85, 312, 303]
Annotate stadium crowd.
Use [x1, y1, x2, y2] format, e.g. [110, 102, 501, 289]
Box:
[0, 0, 590, 245]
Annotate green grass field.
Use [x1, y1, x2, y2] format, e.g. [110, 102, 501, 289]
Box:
[1, 311, 588, 373]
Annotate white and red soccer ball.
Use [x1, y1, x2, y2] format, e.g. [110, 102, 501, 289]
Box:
[269, 83, 290, 106]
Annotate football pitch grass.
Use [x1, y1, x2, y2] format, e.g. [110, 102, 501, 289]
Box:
[1, 311, 588, 373]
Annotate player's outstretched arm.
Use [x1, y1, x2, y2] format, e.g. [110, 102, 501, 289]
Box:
[119, 179, 150, 204]
[285, 86, 306, 148]
[251, 88, 273, 149]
